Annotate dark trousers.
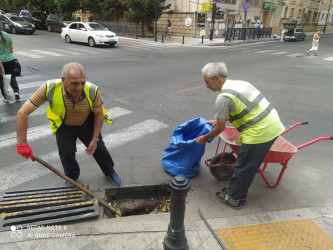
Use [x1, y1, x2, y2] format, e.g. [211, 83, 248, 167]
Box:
[56, 114, 115, 180]
[0, 59, 19, 97]
[228, 136, 277, 200]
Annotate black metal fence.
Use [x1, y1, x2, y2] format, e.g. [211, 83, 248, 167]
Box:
[224, 28, 272, 42]
[95, 21, 138, 38]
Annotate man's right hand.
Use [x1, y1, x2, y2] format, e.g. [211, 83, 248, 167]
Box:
[17, 144, 34, 161]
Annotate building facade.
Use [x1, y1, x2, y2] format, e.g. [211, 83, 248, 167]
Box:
[159, 0, 333, 37]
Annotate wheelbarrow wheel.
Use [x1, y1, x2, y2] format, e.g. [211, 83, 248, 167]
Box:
[209, 153, 236, 181]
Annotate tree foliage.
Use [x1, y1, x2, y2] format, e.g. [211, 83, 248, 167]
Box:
[99, 0, 126, 22]
[121, 0, 170, 37]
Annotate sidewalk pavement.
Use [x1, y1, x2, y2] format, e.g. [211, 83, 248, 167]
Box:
[1, 32, 333, 249]
[140, 31, 330, 47]
[1, 188, 333, 249]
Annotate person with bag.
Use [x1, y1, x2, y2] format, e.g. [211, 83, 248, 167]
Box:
[16, 62, 122, 187]
[0, 25, 20, 103]
[306, 30, 322, 56]
[196, 62, 284, 209]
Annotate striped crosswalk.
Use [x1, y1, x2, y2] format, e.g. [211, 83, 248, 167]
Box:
[0, 70, 169, 192]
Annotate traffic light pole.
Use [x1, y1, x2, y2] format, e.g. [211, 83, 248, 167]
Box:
[154, 3, 158, 41]
[209, 1, 216, 40]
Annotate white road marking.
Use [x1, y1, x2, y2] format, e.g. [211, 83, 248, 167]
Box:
[0, 107, 133, 149]
[18, 81, 45, 89]
[271, 51, 288, 55]
[14, 51, 44, 58]
[69, 48, 100, 54]
[50, 48, 81, 55]
[0, 119, 168, 191]
[287, 53, 304, 57]
[324, 57, 333, 61]
[255, 50, 275, 53]
[30, 49, 65, 57]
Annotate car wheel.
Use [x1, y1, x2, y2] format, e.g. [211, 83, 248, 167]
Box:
[11, 27, 16, 34]
[65, 35, 71, 43]
[109, 43, 115, 48]
[47, 25, 52, 32]
[88, 37, 96, 47]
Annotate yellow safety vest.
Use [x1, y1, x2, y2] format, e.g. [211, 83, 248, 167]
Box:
[45, 79, 113, 133]
[219, 80, 284, 144]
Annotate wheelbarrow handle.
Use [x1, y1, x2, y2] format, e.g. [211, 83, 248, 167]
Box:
[280, 122, 309, 136]
[297, 136, 332, 150]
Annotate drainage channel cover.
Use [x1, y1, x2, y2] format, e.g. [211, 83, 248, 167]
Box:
[0, 186, 99, 232]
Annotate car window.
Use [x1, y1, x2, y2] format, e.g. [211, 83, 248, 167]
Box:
[87, 23, 106, 31]
[10, 16, 25, 22]
[79, 24, 85, 30]
[69, 23, 77, 29]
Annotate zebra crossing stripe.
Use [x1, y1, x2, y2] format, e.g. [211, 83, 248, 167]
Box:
[255, 50, 274, 53]
[0, 107, 46, 123]
[30, 49, 64, 57]
[18, 80, 45, 89]
[51, 48, 81, 55]
[271, 51, 288, 55]
[14, 51, 44, 58]
[0, 119, 168, 191]
[69, 48, 100, 54]
[0, 107, 133, 149]
[287, 53, 304, 57]
[324, 57, 333, 61]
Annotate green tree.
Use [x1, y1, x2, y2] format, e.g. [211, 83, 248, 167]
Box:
[121, 0, 170, 37]
[99, 0, 126, 22]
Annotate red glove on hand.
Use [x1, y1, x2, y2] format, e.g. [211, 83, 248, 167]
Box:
[17, 144, 34, 161]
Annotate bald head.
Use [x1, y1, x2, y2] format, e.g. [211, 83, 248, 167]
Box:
[62, 62, 86, 79]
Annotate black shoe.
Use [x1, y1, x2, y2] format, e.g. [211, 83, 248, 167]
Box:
[216, 189, 241, 210]
[14, 92, 20, 100]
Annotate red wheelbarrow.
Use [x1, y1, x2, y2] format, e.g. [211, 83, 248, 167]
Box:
[205, 122, 332, 188]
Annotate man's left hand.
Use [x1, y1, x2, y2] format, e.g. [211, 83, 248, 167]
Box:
[85, 140, 98, 155]
[195, 135, 207, 145]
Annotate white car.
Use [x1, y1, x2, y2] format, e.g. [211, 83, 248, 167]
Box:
[61, 22, 119, 47]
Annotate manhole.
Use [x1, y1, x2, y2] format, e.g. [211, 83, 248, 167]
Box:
[104, 183, 171, 218]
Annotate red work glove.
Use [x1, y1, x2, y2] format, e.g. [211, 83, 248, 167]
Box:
[17, 144, 34, 161]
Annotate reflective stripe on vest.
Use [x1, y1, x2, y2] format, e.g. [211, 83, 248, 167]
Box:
[221, 88, 273, 132]
[45, 80, 113, 133]
[219, 80, 274, 133]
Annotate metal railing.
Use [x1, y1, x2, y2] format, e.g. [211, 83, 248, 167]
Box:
[224, 28, 272, 42]
[95, 21, 138, 38]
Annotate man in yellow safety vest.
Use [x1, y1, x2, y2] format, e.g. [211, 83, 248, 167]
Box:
[16, 62, 122, 187]
[196, 62, 284, 209]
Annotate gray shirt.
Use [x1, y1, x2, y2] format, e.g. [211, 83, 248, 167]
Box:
[215, 94, 235, 119]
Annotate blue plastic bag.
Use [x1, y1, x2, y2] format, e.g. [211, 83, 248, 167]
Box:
[162, 117, 213, 178]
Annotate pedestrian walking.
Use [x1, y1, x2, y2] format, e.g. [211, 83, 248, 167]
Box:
[306, 30, 323, 56]
[166, 19, 171, 38]
[0, 26, 20, 103]
[280, 27, 288, 42]
[196, 62, 284, 209]
[16, 62, 122, 187]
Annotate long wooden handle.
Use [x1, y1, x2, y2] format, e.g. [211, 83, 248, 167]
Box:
[33, 155, 121, 217]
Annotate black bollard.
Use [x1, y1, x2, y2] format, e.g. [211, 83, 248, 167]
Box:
[182, 36, 185, 44]
[201, 35, 204, 44]
[163, 175, 191, 250]
[162, 35, 164, 43]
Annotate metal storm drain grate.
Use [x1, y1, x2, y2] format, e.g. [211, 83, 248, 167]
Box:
[104, 183, 171, 218]
[0, 186, 99, 232]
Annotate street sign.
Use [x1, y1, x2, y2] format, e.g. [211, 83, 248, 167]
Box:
[201, 2, 213, 12]
[242, 2, 250, 11]
[263, 2, 275, 10]
[197, 13, 206, 27]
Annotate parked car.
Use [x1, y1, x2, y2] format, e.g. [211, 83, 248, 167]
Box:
[0, 14, 35, 34]
[283, 23, 306, 41]
[0, 10, 5, 15]
[46, 14, 73, 32]
[19, 10, 46, 29]
[61, 22, 119, 47]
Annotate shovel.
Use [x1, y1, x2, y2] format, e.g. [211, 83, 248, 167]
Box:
[33, 155, 122, 217]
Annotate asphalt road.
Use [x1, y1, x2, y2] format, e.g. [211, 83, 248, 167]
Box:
[1, 30, 333, 220]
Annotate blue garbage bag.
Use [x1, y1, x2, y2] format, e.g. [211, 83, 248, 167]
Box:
[162, 117, 213, 178]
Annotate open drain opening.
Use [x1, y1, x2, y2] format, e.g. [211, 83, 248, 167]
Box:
[103, 183, 171, 218]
